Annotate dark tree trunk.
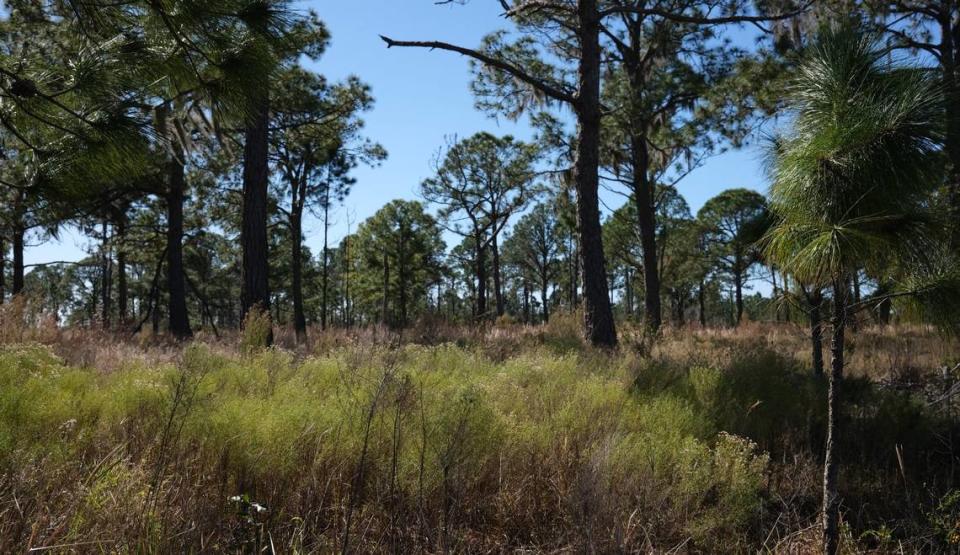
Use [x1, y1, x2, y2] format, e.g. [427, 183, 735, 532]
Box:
[475, 239, 487, 320]
[734, 258, 744, 326]
[573, 0, 616, 347]
[631, 136, 661, 334]
[522, 279, 530, 323]
[541, 278, 550, 323]
[381, 253, 390, 325]
[398, 231, 409, 327]
[12, 223, 24, 296]
[291, 210, 307, 343]
[117, 217, 128, 326]
[698, 280, 707, 327]
[321, 196, 331, 331]
[0, 237, 5, 302]
[100, 220, 112, 329]
[822, 280, 847, 555]
[492, 233, 504, 317]
[942, 14, 960, 251]
[624, 267, 634, 317]
[166, 144, 193, 340]
[810, 291, 825, 377]
[241, 94, 273, 345]
[771, 267, 781, 322]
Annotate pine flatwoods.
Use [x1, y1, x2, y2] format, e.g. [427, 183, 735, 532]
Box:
[2, 2, 960, 554]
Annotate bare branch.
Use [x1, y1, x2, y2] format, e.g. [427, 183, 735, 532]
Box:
[379, 35, 576, 105]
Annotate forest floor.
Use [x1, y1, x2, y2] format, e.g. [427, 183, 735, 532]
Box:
[2, 307, 960, 553]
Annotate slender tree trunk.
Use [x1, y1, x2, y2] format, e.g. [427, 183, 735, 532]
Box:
[624, 267, 634, 317]
[398, 232, 408, 327]
[541, 276, 550, 323]
[381, 253, 390, 325]
[522, 278, 530, 323]
[734, 258, 744, 326]
[166, 140, 193, 340]
[291, 210, 307, 343]
[117, 216, 128, 326]
[630, 135, 661, 334]
[810, 291, 824, 377]
[475, 239, 487, 320]
[573, 0, 616, 346]
[942, 15, 960, 251]
[492, 233, 504, 317]
[698, 280, 707, 327]
[771, 267, 781, 322]
[12, 223, 24, 296]
[0, 237, 5, 302]
[100, 220, 112, 329]
[822, 280, 847, 555]
[241, 93, 273, 345]
[321, 196, 331, 331]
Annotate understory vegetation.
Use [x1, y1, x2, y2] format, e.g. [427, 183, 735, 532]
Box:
[2, 314, 958, 553]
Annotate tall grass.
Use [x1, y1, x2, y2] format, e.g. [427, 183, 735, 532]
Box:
[0, 319, 958, 552]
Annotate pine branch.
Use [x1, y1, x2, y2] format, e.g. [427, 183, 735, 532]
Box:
[379, 35, 576, 105]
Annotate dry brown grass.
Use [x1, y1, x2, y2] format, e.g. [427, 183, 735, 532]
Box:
[2, 306, 960, 553]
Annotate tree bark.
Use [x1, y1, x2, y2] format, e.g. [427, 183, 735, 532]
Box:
[942, 12, 960, 251]
[734, 257, 744, 326]
[116, 215, 128, 326]
[100, 220, 112, 329]
[822, 280, 847, 555]
[0, 237, 5, 302]
[241, 93, 273, 345]
[698, 280, 707, 327]
[321, 193, 331, 331]
[166, 140, 193, 340]
[11, 224, 24, 296]
[475, 238, 488, 320]
[291, 210, 307, 343]
[631, 136, 661, 334]
[381, 253, 390, 325]
[573, 0, 616, 347]
[492, 232, 505, 317]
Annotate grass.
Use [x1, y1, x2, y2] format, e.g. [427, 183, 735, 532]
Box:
[1, 312, 959, 552]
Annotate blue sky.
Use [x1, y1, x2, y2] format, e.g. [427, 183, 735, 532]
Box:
[27, 1, 772, 274]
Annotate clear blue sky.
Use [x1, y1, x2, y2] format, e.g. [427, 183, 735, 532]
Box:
[27, 1, 772, 279]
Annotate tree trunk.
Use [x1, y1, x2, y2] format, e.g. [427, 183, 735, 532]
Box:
[0, 237, 5, 302]
[291, 210, 307, 343]
[541, 277, 550, 323]
[698, 280, 707, 327]
[942, 14, 960, 251]
[573, 0, 616, 347]
[734, 259, 744, 326]
[117, 216, 128, 326]
[810, 291, 824, 377]
[475, 239, 487, 320]
[771, 267, 780, 322]
[100, 220, 112, 329]
[492, 233, 504, 317]
[12, 223, 24, 296]
[381, 253, 390, 326]
[822, 280, 847, 555]
[522, 279, 530, 323]
[241, 93, 273, 345]
[398, 231, 409, 327]
[166, 141, 193, 340]
[631, 136, 661, 334]
[321, 196, 331, 331]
